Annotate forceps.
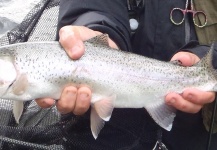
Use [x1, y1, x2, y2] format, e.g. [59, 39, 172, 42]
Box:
[170, 0, 207, 28]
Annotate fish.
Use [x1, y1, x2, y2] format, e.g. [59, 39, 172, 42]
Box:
[0, 34, 216, 139]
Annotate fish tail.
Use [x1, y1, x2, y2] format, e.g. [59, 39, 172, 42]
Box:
[195, 44, 217, 91]
[196, 44, 214, 68]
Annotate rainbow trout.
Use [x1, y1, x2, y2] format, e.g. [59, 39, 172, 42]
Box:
[0, 34, 216, 139]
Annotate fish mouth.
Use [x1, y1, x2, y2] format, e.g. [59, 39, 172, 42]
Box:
[0, 57, 18, 98]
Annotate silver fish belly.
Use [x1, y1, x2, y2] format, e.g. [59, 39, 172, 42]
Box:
[0, 34, 216, 139]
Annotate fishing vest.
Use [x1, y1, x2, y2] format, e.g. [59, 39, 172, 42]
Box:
[193, 0, 217, 133]
[193, 0, 217, 45]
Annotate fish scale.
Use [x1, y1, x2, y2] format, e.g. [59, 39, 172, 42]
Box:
[0, 34, 216, 139]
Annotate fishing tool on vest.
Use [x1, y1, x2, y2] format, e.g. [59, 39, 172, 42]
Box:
[170, 0, 207, 28]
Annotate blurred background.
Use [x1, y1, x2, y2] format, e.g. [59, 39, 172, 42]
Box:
[0, 0, 40, 37]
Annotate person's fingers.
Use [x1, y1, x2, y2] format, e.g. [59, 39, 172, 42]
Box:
[59, 26, 119, 60]
[60, 26, 102, 41]
[36, 26, 118, 112]
[56, 85, 91, 115]
[65, 26, 118, 49]
[35, 98, 55, 108]
[59, 27, 85, 59]
[108, 39, 119, 49]
[170, 52, 200, 67]
[59, 26, 102, 59]
[73, 86, 91, 115]
[165, 92, 202, 113]
[181, 88, 215, 105]
[168, 52, 215, 113]
[56, 86, 77, 114]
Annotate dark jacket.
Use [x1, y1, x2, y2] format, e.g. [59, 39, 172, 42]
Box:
[57, 0, 217, 149]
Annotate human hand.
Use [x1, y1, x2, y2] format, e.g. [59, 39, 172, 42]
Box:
[165, 51, 215, 113]
[35, 26, 118, 115]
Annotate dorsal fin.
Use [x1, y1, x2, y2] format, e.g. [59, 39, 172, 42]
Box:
[86, 34, 109, 47]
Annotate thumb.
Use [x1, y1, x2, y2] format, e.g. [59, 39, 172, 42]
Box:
[59, 26, 102, 60]
[171, 51, 200, 67]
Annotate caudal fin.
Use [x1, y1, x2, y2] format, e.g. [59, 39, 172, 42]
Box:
[195, 44, 217, 91]
[195, 44, 214, 69]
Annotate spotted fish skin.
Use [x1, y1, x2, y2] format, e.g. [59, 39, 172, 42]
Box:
[0, 35, 216, 139]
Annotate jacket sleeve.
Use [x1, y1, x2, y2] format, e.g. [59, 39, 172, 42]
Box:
[57, 0, 132, 51]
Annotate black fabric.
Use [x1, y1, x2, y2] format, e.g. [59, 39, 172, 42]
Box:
[60, 109, 159, 150]
[57, 0, 217, 150]
[131, 0, 199, 61]
[57, 0, 131, 51]
[72, 12, 131, 51]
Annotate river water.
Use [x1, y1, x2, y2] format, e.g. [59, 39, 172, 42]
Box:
[0, 0, 40, 37]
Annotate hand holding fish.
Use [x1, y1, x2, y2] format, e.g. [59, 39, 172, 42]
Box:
[35, 26, 118, 115]
[1, 25, 216, 138]
[36, 26, 215, 116]
[165, 52, 215, 113]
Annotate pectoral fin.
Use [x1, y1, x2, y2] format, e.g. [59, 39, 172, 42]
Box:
[13, 101, 24, 123]
[90, 95, 115, 139]
[12, 73, 28, 95]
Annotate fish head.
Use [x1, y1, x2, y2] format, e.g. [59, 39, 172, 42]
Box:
[0, 57, 17, 96]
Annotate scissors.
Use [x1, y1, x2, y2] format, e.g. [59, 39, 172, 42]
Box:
[170, 0, 207, 28]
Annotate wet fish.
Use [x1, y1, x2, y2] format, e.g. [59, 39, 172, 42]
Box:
[0, 34, 216, 139]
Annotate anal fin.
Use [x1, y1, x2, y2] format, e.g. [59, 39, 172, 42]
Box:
[145, 98, 176, 131]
